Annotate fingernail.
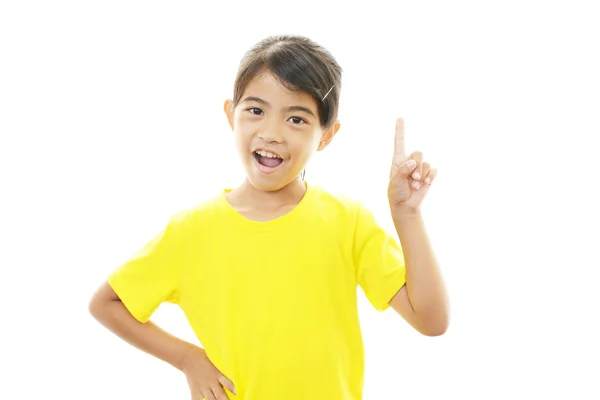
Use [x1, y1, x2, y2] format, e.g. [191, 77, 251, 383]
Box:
[407, 160, 416, 168]
[413, 181, 420, 189]
[413, 172, 420, 180]
[425, 177, 431, 184]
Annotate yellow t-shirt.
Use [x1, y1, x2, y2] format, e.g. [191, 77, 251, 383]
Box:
[108, 182, 406, 399]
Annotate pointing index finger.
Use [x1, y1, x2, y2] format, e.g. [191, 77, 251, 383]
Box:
[394, 117, 405, 157]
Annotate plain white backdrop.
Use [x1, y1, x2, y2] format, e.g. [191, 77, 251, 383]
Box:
[1, 1, 599, 399]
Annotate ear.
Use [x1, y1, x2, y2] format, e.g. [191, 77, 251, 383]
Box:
[317, 120, 341, 151]
[223, 99, 234, 130]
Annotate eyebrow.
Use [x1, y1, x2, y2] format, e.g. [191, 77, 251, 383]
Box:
[242, 96, 316, 118]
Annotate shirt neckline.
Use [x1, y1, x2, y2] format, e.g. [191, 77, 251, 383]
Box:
[219, 181, 317, 228]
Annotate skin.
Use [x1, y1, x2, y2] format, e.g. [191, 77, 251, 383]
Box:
[224, 71, 449, 336]
[222, 71, 340, 221]
[88, 281, 237, 399]
[88, 71, 448, 400]
[386, 118, 449, 336]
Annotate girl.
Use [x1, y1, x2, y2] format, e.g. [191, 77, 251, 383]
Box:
[89, 34, 449, 400]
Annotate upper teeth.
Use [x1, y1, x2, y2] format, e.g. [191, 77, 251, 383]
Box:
[256, 150, 281, 159]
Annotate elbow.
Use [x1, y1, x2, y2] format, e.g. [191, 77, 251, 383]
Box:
[420, 323, 448, 337]
[88, 290, 109, 320]
[418, 311, 450, 337]
[420, 297, 450, 337]
[88, 295, 101, 319]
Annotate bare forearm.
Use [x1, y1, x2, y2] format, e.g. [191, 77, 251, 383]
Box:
[90, 300, 196, 371]
[391, 207, 449, 324]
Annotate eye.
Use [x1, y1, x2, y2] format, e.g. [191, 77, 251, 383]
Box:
[247, 107, 263, 116]
[288, 116, 306, 125]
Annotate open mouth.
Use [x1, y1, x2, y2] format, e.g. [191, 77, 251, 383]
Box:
[253, 150, 284, 173]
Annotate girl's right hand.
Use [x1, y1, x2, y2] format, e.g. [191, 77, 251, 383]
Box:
[181, 345, 236, 399]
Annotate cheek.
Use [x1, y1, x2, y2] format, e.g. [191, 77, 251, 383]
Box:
[232, 126, 253, 155]
[287, 135, 319, 159]
[234, 119, 256, 141]
[238, 112, 267, 131]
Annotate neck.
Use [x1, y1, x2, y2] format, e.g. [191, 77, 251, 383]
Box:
[233, 177, 307, 208]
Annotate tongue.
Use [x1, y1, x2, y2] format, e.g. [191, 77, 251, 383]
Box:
[259, 156, 283, 168]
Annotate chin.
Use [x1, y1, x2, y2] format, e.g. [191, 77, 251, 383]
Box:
[246, 174, 291, 192]
[246, 171, 304, 193]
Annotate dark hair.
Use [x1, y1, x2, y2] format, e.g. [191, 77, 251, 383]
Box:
[231, 34, 343, 130]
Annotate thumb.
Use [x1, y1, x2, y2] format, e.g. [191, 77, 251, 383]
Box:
[392, 159, 416, 180]
[218, 374, 236, 395]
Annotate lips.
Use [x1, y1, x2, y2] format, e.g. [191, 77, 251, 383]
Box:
[252, 148, 284, 159]
[253, 152, 284, 174]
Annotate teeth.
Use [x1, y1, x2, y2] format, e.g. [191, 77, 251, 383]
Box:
[255, 150, 281, 159]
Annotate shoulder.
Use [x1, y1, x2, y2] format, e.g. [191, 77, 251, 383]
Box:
[312, 184, 368, 209]
[310, 184, 385, 231]
[310, 184, 369, 223]
[164, 191, 228, 232]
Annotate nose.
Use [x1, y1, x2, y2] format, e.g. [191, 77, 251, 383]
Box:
[257, 118, 284, 143]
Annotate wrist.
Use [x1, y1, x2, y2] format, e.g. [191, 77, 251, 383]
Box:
[178, 342, 204, 372]
[390, 204, 422, 221]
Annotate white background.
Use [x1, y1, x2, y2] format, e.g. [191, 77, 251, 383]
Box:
[1, 0, 599, 399]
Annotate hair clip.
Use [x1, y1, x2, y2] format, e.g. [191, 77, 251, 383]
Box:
[321, 85, 334, 101]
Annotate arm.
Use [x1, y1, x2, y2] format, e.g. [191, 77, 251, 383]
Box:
[385, 117, 449, 336]
[388, 207, 449, 336]
[88, 281, 196, 371]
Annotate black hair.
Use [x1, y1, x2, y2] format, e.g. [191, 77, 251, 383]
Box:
[232, 35, 342, 182]
[231, 34, 343, 131]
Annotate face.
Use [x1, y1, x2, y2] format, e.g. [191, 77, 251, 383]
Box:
[224, 71, 340, 192]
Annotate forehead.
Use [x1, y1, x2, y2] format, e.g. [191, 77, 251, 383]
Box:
[242, 71, 317, 108]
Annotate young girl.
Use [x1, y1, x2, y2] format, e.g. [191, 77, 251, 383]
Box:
[89, 34, 449, 400]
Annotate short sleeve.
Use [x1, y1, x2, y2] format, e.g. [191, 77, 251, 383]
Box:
[353, 203, 406, 312]
[108, 212, 186, 323]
